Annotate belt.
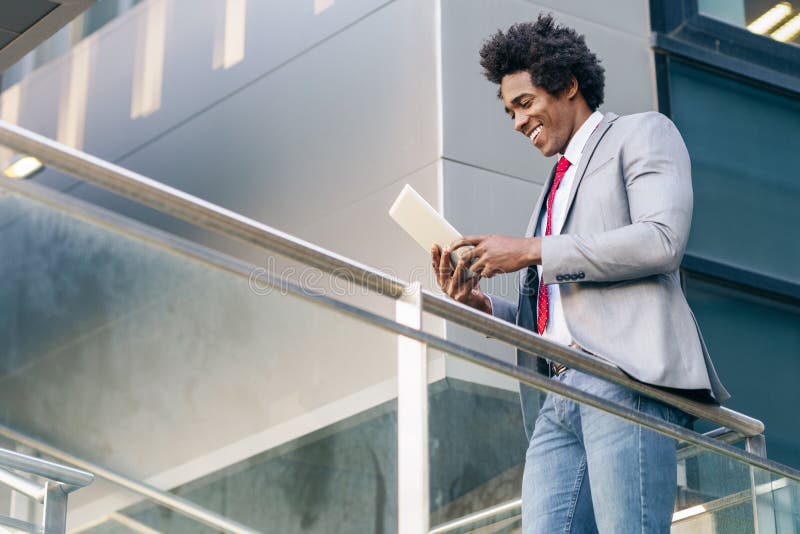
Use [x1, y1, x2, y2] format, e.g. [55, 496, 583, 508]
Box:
[550, 361, 568, 376]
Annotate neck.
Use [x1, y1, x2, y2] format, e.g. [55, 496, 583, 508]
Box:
[560, 106, 594, 155]
[574, 106, 593, 132]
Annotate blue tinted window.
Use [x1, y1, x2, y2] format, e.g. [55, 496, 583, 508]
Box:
[699, 0, 800, 47]
[669, 59, 800, 283]
[686, 275, 800, 468]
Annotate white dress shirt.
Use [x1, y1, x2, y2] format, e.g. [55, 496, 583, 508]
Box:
[534, 111, 604, 347]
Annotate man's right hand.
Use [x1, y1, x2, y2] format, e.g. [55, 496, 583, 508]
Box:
[432, 244, 492, 314]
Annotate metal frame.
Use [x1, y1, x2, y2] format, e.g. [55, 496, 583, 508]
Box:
[2, 121, 800, 532]
[0, 447, 94, 534]
[0, 424, 259, 534]
[682, 254, 800, 306]
[396, 282, 430, 534]
[649, 0, 800, 96]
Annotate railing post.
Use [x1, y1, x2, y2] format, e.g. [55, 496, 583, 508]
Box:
[746, 435, 776, 534]
[41, 481, 68, 534]
[396, 282, 429, 534]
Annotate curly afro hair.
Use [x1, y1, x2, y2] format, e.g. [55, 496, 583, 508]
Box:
[479, 14, 605, 111]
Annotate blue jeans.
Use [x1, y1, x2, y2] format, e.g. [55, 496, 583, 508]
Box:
[522, 369, 694, 534]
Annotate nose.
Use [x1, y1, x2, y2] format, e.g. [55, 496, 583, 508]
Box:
[514, 114, 529, 133]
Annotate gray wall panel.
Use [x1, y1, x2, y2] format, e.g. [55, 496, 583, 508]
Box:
[72, 0, 438, 241]
[6, 0, 394, 169]
[298, 161, 440, 286]
[442, 0, 655, 185]
[521, 0, 651, 37]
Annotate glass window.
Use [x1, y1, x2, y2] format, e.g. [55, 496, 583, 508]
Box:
[699, 0, 800, 46]
[685, 275, 800, 469]
[667, 58, 800, 284]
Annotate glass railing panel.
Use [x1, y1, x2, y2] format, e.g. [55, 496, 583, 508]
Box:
[71, 514, 146, 534]
[82, 399, 402, 534]
[427, 351, 800, 534]
[0, 187, 403, 533]
[674, 447, 755, 533]
[674, 452, 800, 534]
[427, 361, 528, 528]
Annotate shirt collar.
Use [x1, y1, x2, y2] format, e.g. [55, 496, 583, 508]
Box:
[562, 110, 604, 165]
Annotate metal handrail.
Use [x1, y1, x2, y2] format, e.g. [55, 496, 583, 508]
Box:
[0, 467, 46, 502]
[4, 177, 798, 486]
[0, 120, 764, 441]
[0, 447, 94, 534]
[0, 514, 40, 533]
[0, 448, 93, 490]
[0, 425, 260, 534]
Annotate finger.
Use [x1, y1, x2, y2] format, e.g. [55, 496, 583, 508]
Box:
[431, 245, 445, 288]
[452, 255, 467, 282]
[449, 235, 485, 251]
[431, 244, 440, 267]
[458, 246, 477, 263]
[470, 257, 485, 277]
[454, 274, 480, 301]
[437, 250, 456, 291]
[438, 248, 454, 276]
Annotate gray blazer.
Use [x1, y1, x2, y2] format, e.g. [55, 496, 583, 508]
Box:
[489, 112, 730, 437]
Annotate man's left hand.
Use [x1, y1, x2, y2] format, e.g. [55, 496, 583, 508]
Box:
[450, 235, 542, 278]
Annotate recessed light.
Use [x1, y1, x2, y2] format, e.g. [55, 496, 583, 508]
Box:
[3, 155, 44, 180]
[746, 2, 793, 34]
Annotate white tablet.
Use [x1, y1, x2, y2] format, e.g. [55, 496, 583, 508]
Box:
[389, 184, 475, 277]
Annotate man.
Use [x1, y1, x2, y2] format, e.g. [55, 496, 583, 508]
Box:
[431, 15, 730, 534]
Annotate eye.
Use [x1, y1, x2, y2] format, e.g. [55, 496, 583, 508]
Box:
[521, 99, 532, 108]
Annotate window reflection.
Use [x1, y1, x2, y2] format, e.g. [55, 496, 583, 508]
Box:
[0, 84, 21, 168]
[698, 0, 800, 45]
[130, 0, 167, 119]
[57, 43, 92, 150]
[314, 0, 335, 15]
[213, 0, 247, 70]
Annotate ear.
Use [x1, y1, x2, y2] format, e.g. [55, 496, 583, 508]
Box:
[565, 77, 580, 100]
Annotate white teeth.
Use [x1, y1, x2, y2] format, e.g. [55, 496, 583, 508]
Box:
[530, 125, 543, 141]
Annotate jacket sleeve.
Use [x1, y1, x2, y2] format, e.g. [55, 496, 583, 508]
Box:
[488, 294, 517, 324]
[541, 113, 693, 284]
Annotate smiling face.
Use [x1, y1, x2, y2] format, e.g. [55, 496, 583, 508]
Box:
[500, 71, 588, 157]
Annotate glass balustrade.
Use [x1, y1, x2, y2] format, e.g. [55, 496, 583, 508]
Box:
[0, 187, 403, 533]
[1, 139, 799, 534]
[424, 356, 800, 534]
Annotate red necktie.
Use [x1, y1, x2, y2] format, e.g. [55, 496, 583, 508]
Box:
[537, 156, 571, 335]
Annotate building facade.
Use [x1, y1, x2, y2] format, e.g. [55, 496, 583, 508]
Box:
[0, 0, 797, 532]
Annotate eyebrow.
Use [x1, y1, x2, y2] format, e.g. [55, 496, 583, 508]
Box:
[504, 93, 531, 115]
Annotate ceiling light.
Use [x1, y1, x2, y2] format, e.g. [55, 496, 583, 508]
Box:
[746, 2, 792, 34]
[771, 12, 800, 41]
[3, 155, 44, 179]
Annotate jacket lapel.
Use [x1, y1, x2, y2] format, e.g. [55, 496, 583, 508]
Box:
[525, 163, 557, 238]
[518, 163, 556, 296]
[561, 112, 618, 227]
